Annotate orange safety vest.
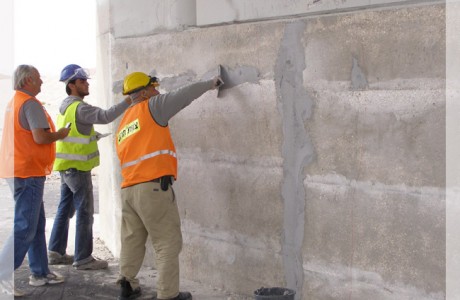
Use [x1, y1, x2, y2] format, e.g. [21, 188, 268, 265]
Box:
[116, 100, 177, 188]
[0, 90, 56, 178]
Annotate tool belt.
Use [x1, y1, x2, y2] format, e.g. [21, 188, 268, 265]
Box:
[152, 175, 173, 191]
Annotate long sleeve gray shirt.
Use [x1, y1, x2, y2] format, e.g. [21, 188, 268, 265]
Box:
[59, 96, 130, 135]
[148, 79, 214, 126]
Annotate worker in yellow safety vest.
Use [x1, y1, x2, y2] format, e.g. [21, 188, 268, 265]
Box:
[48, 64, 132, 271]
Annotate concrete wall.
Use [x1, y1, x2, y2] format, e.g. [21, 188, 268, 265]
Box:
[96, 1, 446, 299]
[110, 0, 196, 38]
[195, 0, 430, 26]
[447, 4, 460, 299]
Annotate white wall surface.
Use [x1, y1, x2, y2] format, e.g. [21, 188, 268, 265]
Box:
[195, 0, 432, 25]
[96, 1, 447, 299]
[110, 0, 196, 38]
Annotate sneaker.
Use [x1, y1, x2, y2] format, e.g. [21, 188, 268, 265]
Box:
[117, 278, 141, 300]
[74, 258, 108, 270]
[29, 272, 64, 286]
[0, 279, 25, 297]
[158, 291, 193, 300]
[1, 279, 12, 295]
[48, 250, 74, 265]
[14, 287, 26, 297]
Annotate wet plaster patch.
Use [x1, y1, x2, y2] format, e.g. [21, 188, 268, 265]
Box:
[112, 66, 260, 95]
[351, 56, 369, 90]
[112, 71, 197, 94]
[275, 20, 314, 300]
[158, 70, 197, 91]
[218, 65, 260, 89]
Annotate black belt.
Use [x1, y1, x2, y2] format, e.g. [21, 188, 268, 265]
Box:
[151, 175, 173, 191]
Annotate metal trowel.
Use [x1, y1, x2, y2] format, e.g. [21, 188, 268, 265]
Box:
[217, 64, 224, 97]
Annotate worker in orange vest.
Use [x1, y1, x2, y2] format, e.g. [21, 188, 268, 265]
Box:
[0, 65, 70, 297]
[115, 71, 222, 300]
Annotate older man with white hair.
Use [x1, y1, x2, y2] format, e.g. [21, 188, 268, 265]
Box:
[0, 65, 70, 296]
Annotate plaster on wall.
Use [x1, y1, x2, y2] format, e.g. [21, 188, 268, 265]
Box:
[275, 20, 314, 300]
[351, 57, 369, 90]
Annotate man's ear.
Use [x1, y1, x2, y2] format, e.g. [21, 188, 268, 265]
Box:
[25, 76, 34, 85]
[67, 81, 76, 89]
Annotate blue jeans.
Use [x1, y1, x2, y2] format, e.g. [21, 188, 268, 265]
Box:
[0, 179, 14, 281]
[48, 169, 94, 266]
[0, 234, 13, 281]
[11, 177, 50, 276]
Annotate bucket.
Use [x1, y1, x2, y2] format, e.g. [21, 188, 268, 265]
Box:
[254, 287, 296, 300]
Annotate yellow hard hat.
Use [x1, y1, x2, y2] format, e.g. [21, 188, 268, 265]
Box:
[123, 72, 159, 95]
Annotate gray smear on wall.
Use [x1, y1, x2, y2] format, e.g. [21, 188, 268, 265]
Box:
[160, 66, 260, 93]
[275, 20, 314, 300]
[351, 56, 369, 90]
[158, 71, 197, 91]
[218, 65, 260, 89]
[112, 66, 260, 95]
[112, 71, 197, 94]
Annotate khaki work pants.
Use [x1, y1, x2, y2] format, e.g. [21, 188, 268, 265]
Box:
[119, 181, 183, 299]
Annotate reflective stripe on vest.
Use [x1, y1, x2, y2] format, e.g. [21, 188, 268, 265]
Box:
[56, 150, 100, 161]
[121, 149, 177, 169]
[116, 100, 177, 188]
[61, 135, 98, 144]
[54, 100, 100, 171]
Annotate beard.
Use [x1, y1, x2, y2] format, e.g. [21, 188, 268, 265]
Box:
[77, 87, 89, 98]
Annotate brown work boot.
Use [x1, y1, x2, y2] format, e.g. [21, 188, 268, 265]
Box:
[158, 291, 192, 300]
[74, 258, 108, 270]
[48, 250, 74, 265]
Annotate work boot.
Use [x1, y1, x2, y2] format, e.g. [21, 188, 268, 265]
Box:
[158, 291, 193, 300]
[48, 250, 74, 265]
[118, 278, 141, 300]
[74, 258, 108, 270]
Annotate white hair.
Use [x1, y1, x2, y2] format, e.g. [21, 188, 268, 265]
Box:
[13, 65, 37, 90]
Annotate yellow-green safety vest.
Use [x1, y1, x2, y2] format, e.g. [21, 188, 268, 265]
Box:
[53, 101, 100, 171]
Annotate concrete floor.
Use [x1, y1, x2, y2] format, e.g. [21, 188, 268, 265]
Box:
[0, 174, 250, 300]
